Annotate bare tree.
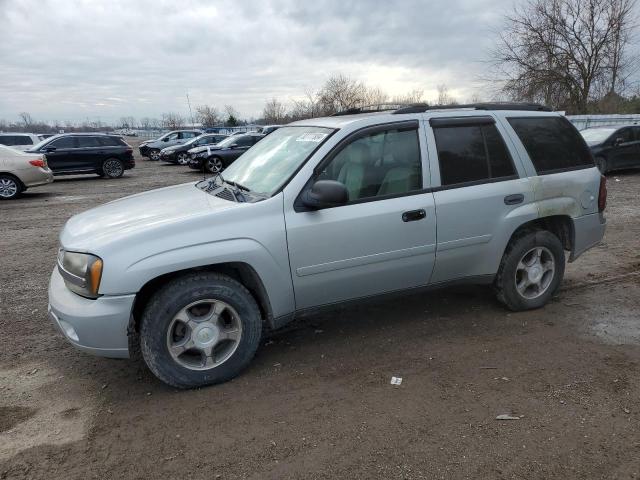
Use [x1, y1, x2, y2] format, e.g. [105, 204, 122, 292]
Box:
[119, 116, 136, 129]
[392, 89, 425, 104]
[196, 105, 221, 128]
[317, 74, 368, 114]
[436, 84, 457, 105]
[262, 98, 287, 124]
[19, 112, 33, 129]
[491, 0, 638, 113]
[139, 117, 151, 130]
[162, 112, 184, 130]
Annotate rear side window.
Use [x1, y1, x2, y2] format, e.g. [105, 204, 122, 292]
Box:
[434, 124, 516, 186]
[234, 136, 254, 147]
[507, 117, 594, 174]
[0, 135, 32, 146]
[99, 136, 125, 146]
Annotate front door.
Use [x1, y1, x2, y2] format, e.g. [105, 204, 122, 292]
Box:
[609, 127, 638, 169]
[42, 136, 78, 172]
[284, 121, 437, 310]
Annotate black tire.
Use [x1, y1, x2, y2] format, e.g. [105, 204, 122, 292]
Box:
[101, 158, 124, 178]
[148, 149, 161, 161]
[140, 272, 262, 389]
[0, 174, 22, 200]
[205, 156, 224, 173]
[494, 230, 565, 311]
[595, 156, 608, 174]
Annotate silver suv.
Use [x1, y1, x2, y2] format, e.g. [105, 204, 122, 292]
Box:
[49, 103, 607, 388]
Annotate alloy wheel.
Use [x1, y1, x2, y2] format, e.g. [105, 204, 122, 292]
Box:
[0, 177, 19, 199]
[514, 247, 556, 300]
[177, 152, 189, 165]
[166, 299, 243, 371]
[150, 150, 160, 161]
[206, 158, 223, 173]
[103, 159, 124, 178]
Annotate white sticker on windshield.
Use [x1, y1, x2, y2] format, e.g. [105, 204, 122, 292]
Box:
[296, 133, 328, 143]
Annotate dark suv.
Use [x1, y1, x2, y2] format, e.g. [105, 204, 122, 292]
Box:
[25, 134, 135, 178]
[580, 125, 640, 173]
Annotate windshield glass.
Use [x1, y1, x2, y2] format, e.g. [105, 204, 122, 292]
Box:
[223, 126, 334, 195]
[216, 136, 239, 148]
[29, 135, 59, 151]
[580, 128, 616, 143]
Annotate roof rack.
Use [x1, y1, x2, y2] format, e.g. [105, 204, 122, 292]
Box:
[330, 103, 409, 117]
[393, 102, 552, 114]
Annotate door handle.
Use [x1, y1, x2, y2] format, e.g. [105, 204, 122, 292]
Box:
[504, 194, 525, 205]
[402, 209, 427, 222]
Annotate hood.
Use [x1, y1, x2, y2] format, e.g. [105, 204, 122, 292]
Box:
[189, 145, 222, 154]
[60, 182, 241, 250]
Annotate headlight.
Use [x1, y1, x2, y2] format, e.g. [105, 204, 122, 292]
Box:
[57, 249, 103, 298]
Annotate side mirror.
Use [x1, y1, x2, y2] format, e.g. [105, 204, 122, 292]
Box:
[230, 143, 239, 149]
[614, 137, 625, 146]
[302, 180, 349, 210]
[163, 137, 170, 142]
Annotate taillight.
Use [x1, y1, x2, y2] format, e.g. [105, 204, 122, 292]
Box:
[598, 175, 607, 212]
[29, 159, 45, 168]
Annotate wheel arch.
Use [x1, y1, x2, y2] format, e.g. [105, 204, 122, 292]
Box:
[0, 172, 25, 192]
[130, 261, 275, 335]
[504, 214, 575, 258]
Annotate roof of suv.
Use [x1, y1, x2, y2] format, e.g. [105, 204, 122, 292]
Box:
[291, 103, 559, 130]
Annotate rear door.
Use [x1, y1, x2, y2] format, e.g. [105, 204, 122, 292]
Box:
[42, 136, 78, 172]
[75, 136, 105, 170]
[428, 116, 536, 283]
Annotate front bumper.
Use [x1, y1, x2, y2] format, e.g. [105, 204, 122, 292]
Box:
[48, 267, 134, 358]
[160, 151, 177, 162]
[188, 157, 205, 169]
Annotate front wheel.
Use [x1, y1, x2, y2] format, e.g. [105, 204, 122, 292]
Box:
[176, 152, 189, 165]
[495, 230, 565, 311]
[149, 149, 161, 161]
[205, 156, 224, 173]
[140, 272, 262, 389]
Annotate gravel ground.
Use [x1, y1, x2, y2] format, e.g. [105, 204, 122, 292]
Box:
[1, 141, 640, 479]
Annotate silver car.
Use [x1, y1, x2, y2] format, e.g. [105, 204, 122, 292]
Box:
[138, 130, 202, 161]
[0, 145, 54, 199]
[49, 104, 606, 388]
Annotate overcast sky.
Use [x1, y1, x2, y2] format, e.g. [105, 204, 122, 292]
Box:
[0, 0, 513, 123]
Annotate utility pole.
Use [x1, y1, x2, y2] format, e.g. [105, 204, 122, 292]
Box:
[186, 91, 195, 127]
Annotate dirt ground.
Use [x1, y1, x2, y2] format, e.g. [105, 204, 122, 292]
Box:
[1, 140, 640, 479]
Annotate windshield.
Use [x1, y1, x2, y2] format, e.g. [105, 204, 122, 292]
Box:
[223, 126, 334, 196]
[580, 128, 616, 143]
[29, 135, 59, 151]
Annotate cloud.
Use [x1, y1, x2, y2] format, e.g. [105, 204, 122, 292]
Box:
[0, 0, 511, 123]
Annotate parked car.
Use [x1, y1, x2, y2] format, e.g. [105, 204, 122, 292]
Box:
[259, 125, 282, 135]
[188, 133, 264, 173]
[49, 103, 606, 389]
[139, 130, 202, 161]
[25, 133, 135, 178]
[0, 133, 43, 151]
[0, 144, 54, 199]
[580, 124, 640, 173]
[160, 133, 228, 165]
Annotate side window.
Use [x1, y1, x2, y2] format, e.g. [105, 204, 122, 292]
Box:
[317, 126, 422, 201]
[166, 133, 179, 141]
[98, 136, 123, 146]
[180, 132, 196, 139]
[50, 137, 76, 149]
[12, 136, 33, 146]
[0, 135, 16, 146]
[76, 136, 102, 148]
[434, 124, 516, 187]
[507, 117, 594, 174]
[235, 136, 254, 147]
[617, 128, 634, 143]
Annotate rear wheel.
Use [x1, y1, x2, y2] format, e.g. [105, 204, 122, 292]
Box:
[102, 158, 124, 178]
[495, 230, 565, 311]
[205, 156, 224, 173]
[140, 272, 262, 389]
[0, 175, 21, 200]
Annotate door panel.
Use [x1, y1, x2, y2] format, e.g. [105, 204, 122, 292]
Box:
[609, 128, 637, 169]
[285, 195, 436, 309]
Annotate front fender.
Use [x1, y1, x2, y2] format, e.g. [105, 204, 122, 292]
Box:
[100, 238, 295, 319]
